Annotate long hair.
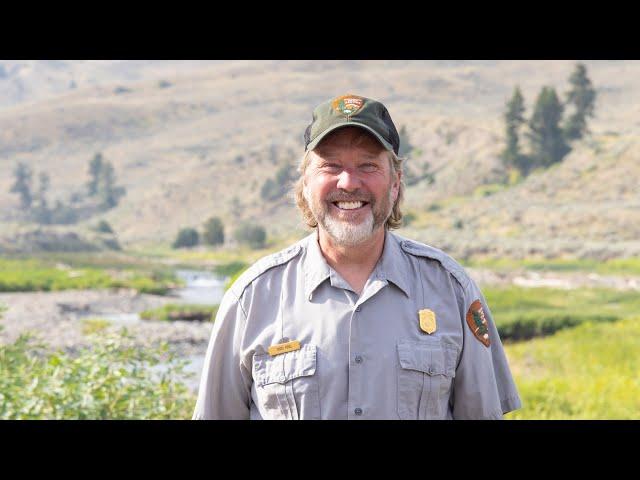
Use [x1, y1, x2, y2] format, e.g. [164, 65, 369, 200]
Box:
[293, 149, 405, 230]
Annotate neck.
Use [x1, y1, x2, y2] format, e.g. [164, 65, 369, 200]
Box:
[318, 226, 385, 276]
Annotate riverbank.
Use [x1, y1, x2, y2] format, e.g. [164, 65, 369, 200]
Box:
[0, 288, 213, 357]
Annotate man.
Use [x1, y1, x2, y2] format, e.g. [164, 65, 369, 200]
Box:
[193, 94, 521, 420]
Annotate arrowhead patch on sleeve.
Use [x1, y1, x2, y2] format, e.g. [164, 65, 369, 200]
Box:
[466, 299, 491, 347]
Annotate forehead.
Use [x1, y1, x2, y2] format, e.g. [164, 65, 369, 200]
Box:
[315, 126, 385, 152]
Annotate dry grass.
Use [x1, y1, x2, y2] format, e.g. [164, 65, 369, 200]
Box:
[0, 61, 639, 257]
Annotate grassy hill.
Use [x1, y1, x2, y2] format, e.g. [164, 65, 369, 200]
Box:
[1, 60, 638, 258]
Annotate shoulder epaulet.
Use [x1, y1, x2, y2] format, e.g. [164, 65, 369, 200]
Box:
[399, 237, 470, 289]
[228, 243, 303, 298]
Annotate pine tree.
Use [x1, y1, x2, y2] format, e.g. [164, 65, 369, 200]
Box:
[97, 162, 117, 208]
[33, 172, 51, 224]
[87, 153, 104, 196]
[10, 162, 33, 210]
[93, 159, 126, 209]
[36, 172, 50, 209]
[527, 87, 571, 169]
[501, 86, 527, 175]
[563, 63, 597, 140]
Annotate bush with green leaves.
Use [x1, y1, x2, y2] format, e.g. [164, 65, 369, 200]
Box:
[402, 212, 417, 227]
[202, 217, 224, 246]
[96, 220, 114, 233]
[0, 328, 196, 419]
[172, 228, 199, 249]
[234, 223, 266, 249]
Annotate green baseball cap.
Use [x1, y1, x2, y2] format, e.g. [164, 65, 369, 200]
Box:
[304, 94, 400, 154]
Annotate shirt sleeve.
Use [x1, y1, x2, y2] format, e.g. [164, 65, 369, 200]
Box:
[451, 277, 522, 419]
[192, 287, 253, 420]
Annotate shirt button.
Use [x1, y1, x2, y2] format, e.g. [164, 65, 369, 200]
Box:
[354, 408, 363, 416]
[355, 355, 363, 364]
[279, 375, 286, 382]
[355, 306, 361, 312]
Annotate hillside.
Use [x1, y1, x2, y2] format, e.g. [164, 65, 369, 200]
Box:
[0, 60, 638, 258]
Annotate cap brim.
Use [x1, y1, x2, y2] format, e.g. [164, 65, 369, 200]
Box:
[305, 122, 394, 153]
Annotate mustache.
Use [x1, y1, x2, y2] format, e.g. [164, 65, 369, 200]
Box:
[325, 191, 374, 203]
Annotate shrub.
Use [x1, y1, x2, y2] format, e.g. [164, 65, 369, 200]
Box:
[96, 220, 114, 233]
[234, 223, 266, 249]
[140, 304, 218, 322]
[172, 228, 199, 249]
[0, 329, 196, 419]
[202, 217, 224, 246]
[402, 212, 417, 227]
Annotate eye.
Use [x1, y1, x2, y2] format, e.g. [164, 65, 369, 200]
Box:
[321, 163, 342, 172]
[360, 163, 378, 172]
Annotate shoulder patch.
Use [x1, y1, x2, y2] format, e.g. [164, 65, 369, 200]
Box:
[466, 299, 490, 347]
[399, 238, 470, 289]
[228, 244, 302, 298]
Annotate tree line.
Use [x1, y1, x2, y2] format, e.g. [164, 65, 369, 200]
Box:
[501, 63, 597, 180]
[9, 153, 126, 224]
[173, 216, 267, 250]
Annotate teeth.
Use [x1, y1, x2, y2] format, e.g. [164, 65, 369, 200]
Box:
[336, 201, 364, 210]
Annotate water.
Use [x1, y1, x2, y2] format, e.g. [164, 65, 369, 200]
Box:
[82, 269, 226, 391]
[171, 269, 226, 305]
[81, 269, 227, 325]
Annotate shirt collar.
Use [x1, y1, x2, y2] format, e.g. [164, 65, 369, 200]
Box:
[302, 230, 410, 300]
[374, 231, 410, 298]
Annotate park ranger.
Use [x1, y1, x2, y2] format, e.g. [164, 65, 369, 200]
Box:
[193, 94, 522, 420]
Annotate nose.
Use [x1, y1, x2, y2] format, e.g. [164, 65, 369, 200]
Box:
[336, 168, 362, 191]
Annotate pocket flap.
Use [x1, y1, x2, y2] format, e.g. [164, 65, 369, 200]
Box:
[253, 343, 317, 387]
[397, 340, 455, 377]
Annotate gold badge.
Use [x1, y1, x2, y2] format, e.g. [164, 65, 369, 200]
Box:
[418, 309, 437, 334]
[267, 340, 301, 356]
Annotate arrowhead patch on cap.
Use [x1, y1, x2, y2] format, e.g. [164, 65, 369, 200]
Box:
[332, 94, 364, 116]
[466, 299, 490, 347]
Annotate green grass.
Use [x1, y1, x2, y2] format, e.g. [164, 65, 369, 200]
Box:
[465, 257, 640, 276]
[487, 286, 640, 341]
[0, 257, 178, 294]
[504, 316, 640, 419]
[140, 304, 218, 322]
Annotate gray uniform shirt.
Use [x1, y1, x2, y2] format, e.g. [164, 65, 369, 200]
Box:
[193, 231, 522, 420]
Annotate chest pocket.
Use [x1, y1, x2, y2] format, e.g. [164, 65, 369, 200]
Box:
[397, 340, 457, 420]
[252, 343, 320, 420]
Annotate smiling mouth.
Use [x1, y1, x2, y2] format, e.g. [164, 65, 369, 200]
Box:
[332, 201, 370, 210]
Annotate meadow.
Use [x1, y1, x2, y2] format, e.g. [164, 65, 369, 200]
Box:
[504, 316, 640, 419]
[1, 251, 638, 419]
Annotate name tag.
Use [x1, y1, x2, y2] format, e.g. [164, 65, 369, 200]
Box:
[268, 340, 301, 356]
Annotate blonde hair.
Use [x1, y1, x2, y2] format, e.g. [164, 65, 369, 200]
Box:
[293, 148, 405, 230]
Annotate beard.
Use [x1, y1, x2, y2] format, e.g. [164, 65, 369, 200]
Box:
[304, 185, 395, 247]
